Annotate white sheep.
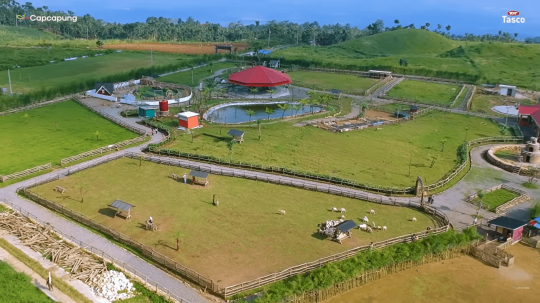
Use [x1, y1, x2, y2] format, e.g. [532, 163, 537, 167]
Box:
[369, 209, 375, 214]
[362, 216, 369, 223]
[372, 221, 376, 228]
[358, 223, 367, 230]
[412, 217, 417, 222]
[332, 207, 338, 212]
[340, 214, 345, 219]
[377, 226, 382, 230]
[279, 210, 286, 215]
[339, 218, 344, 222]
[366, 227, 373, 233]
[382, 226, 387, 231]
[340, 208, 346, 214]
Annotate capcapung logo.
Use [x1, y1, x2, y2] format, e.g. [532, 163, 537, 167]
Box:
[502, 11, 525, 23]
[17, 13, 77, 22]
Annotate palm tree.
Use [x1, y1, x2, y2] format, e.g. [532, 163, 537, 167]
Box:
[226, 139, 235, 162]
[256, 119, 262, 140]
[267, 89, 276, 99]
[245, 109, 255, 123]
[250, 87, 258, 99]
[292, 104, 302, 116]
[265, 107, 275, 121]
[94, 131, 100, 141]
[277, 103, 290, 119]
[299, 98, 310, 114]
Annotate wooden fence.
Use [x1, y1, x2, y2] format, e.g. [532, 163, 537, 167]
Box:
[20, 188, 224, 296]
[60, 135, 146, 166]
[0, 94, 81, 117]
[364, 76, 393, 96]
[0, 163, 52, 183]
[148, 119, 522, 195]
[450, 85, 466, 107]
[18, 151, 452, 298]
[0, 199, 193, 303]
[282, 247, 470, 303]
[463, 184, 529, 214]
[73, 97, 147, 135]
[224, 224, 450, 297]
[464, 85, 477, 110]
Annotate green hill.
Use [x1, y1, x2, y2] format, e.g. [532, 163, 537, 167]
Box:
[273, 29, 540, 89]
[329, 29, 459, 57]
[0, 25, 58, 44]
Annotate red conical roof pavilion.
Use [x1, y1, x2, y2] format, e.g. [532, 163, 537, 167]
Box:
[228, 66, 291, 87]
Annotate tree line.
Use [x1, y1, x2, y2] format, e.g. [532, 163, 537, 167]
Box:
[0, 1, 529, 47]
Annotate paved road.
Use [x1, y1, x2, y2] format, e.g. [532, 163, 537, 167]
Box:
[0, 110, 210, 303]
[2, 95, 538, 302]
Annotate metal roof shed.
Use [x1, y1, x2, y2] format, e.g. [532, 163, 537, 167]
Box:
[488, 217, 528, 243]
[189, 170, 209, 186]
[109, 199, 135, 219]
[228, 129, 245, 143]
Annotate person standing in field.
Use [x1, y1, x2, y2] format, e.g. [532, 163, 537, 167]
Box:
[183, 173, 187, 184]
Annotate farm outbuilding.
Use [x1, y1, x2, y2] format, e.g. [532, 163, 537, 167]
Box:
[269, 60, 280, 68]
[138, 106, 157, 118]
[189, 170, 209, 186]
[177, 111, 200, 129]
[368, 70, 392, 78]
[109, 199, 135, 220]
[488, 217, 528, 243]
[228, 66, 291, 87]
[228, 129, 245, 143]
[518, 104, 540, 137]
[409, 105, 419, 113]
[318, 220, 356, 244]
[499, 84, 516, 97]
[95, 82, 114, 96]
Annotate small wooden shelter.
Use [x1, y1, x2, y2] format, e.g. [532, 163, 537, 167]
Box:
[178, 111, 200, 129]
[95, 82, 114, 95]
[110, 199, 134, 219]
[228, 129, 245, 143]
[190, 170, 209, 186]
[488, 217, 528, 243]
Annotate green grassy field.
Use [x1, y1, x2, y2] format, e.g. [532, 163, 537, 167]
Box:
[0, 100, 137, 174]
[372, 102, 418, 113]
[273, 30, 540, 89]
[0, 25, 58, 44]
[31, 157, 435, 286]
[288, 71, 379, 95]
[158, 62, 238, 86]
[0, 47, 116, 70]
[161, 111, 501, 187]
[470, 93, 536, 116]
[0, 51, 191, 92]
[472, 189, 520, 211]
[0, 261, 53, 303]
[385, 80, 461, 106]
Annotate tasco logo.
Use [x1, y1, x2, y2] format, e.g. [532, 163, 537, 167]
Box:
[16, 13, 30, 20]
[502, 11, 525, 23]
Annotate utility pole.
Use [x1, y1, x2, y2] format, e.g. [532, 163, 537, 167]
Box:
[8, 69, 12, 94]
[267, 28, 271, 47]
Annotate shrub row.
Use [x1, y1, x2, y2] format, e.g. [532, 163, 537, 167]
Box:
[233, 54, 482, 83]
[234, 228, 481, 302]
[0, 54, 221, 111]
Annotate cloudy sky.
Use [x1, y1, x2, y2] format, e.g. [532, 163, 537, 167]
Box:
[30, 0, 539, 37]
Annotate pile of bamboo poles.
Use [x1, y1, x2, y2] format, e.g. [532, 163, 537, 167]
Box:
[0, 211, 107, 284]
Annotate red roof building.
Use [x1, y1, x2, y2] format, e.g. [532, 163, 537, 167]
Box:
[228, 66, 291, 87]
[518, 104, 540, 137]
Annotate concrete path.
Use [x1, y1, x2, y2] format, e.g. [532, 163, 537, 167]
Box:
[1, 92, 537, 303]
[0, 237, 77, 303]
[0, 111, 210, 303]
[431, 144, 539, 228]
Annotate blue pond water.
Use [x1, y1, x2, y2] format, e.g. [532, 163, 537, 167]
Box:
[206, 103, 323, 124]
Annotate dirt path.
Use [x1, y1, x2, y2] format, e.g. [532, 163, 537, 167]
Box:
[326, 244, 540, 303]
[0, 242, 77, 303]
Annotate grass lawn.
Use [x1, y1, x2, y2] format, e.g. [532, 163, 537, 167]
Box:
[472, 189, 520, 211]
[158, 62, 238, 86]
[494, 149, 519, 161]
[0, 100, 138, 175]
[0, 261, 53, 303]
[0, 51, 191, 92]
[31, 158, 435, 286]
[0, 47, 114, 70]
[162, 111, 501, 187]
[372, 102, 417, 114]
[470, 93, 536, 116]
[522, 183, 539, 190]
[385, 80, 461, 106]
[288, 71, 379, 95]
